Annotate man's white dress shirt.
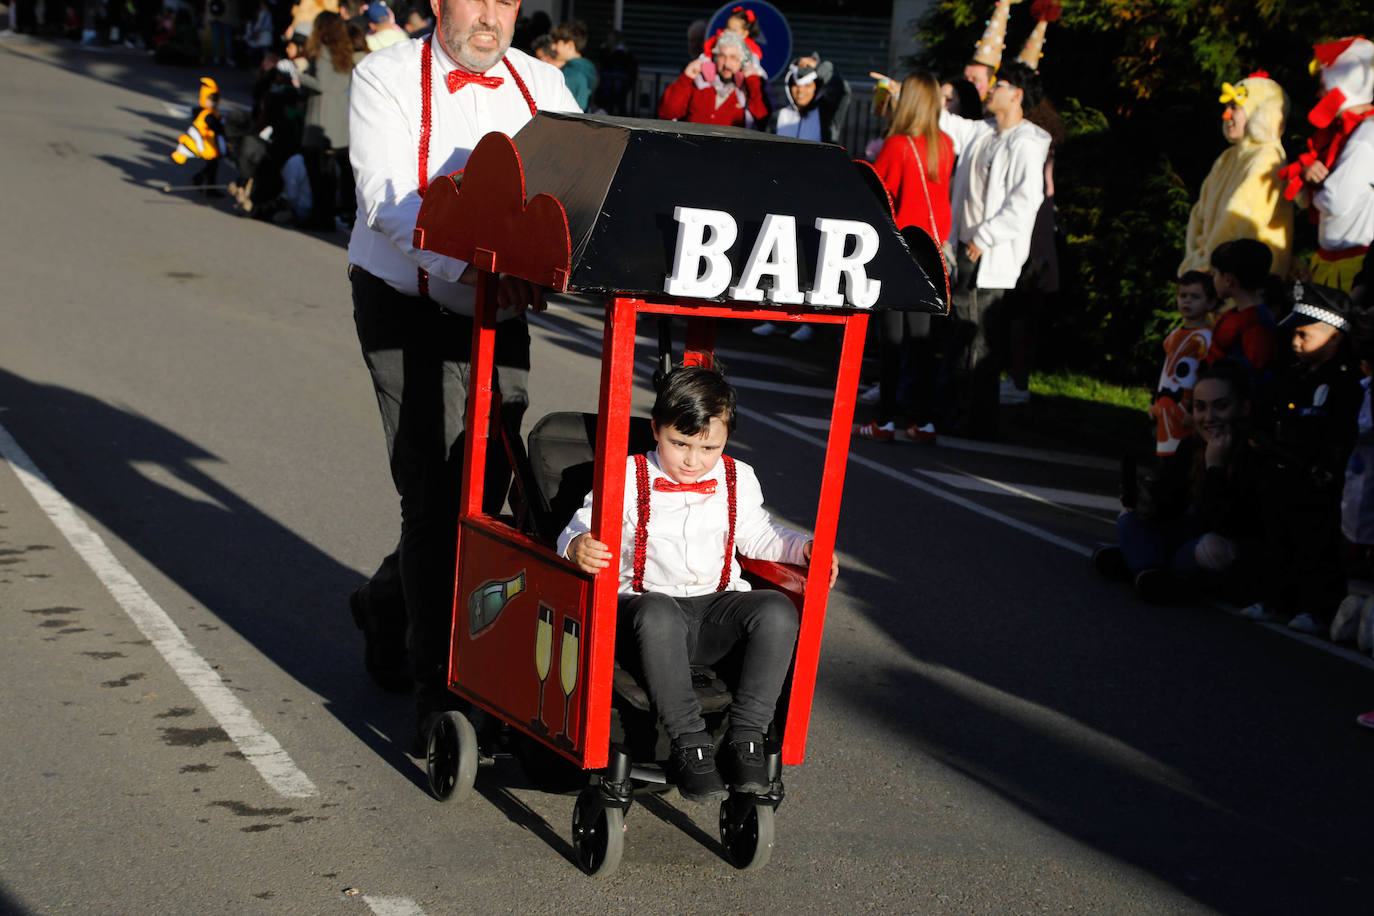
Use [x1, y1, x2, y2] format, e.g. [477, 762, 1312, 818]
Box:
[347, 38, 579, 316]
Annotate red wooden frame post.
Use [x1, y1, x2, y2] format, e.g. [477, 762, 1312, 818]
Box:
[780, 310, 869, 763]
[580, 295, 640, 768]
[447, 272, 499, 690]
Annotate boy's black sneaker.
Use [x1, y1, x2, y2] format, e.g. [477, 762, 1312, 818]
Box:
[1091, 545, 1131, 582]
[666, 734, 728, 803]
[718, 731, 769, 794]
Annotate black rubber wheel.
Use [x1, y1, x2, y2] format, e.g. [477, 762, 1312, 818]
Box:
[572, 788, 625, 876]
[426, 710, 478, 803]
[719, 794, 775, 870]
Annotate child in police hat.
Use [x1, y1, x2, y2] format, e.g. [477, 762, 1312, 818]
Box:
[1242, 283, 1362, 633]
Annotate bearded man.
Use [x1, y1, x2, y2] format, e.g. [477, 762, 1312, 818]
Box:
[345, 0, 578, 750]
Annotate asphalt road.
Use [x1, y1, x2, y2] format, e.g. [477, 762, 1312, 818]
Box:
[1, 35, 1372, 915]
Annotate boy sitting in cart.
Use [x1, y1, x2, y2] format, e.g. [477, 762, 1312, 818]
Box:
[557, 366, 837, 803]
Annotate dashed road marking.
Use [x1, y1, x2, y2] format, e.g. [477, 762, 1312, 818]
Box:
[363, 895, 427, 915]
[0, 420, 319, 798]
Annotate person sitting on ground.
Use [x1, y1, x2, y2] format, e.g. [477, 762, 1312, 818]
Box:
[855, 71, 954, 445]
[1150, 271, 1219, 457]
[1093, 359, 1265, 604]
[658, 30, 769, 128]
[1243, 283, 1363, 634]
[550, 21, 597, 111]
[1205, 238, 1280, 400]
[558, 366, 836, 802]
[362, 0, 405, 51]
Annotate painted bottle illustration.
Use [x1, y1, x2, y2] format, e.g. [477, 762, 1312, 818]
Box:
[468, 571, 526, 636]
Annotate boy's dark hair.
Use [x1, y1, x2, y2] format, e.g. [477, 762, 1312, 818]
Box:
[530, 32, 553, 57]
[1210, 238, 1272, 290]
[1178, 270, 1218, 302]
[996, 61, 1042, 111]
[652, 366, 737, 435]
[1195, 358, 1251, 404]
[551, 20, 587, 52]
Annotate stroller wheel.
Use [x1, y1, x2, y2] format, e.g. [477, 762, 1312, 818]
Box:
[572, 788, 625, 877]
[719, 793, 774, 870]
[426, 711, 478, 803]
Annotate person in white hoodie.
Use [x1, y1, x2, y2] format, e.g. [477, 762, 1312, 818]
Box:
[938, 60, 1051, 438]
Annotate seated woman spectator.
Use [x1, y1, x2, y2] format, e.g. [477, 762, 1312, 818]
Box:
[856, 72, 954, 444]
[1092, 360, 1265, 604]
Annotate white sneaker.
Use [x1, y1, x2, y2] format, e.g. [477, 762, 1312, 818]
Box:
[789, 325, 813, 342]
[1239, 602, 1283, 622]
[1287, 612, 1325, 635]
[858, 384, 881, 404]
[1331, 595, 1364, 642]
[752, 322, 776, 337]
[999, 378, 1030, 405]
[1359, 597, 1374, 654]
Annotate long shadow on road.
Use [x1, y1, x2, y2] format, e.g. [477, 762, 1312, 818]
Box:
[0, 367, 421, 785]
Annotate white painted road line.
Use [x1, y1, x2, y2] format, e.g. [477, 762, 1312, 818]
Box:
[363, 896, 427, 916]
[739, 406, 1093, 557]
[912, 468, 1123, 513]
[0, 420, 319, 799]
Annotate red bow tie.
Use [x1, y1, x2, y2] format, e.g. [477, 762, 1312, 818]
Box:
[446, 68, 503, 92]
[653, 477, 717, 494]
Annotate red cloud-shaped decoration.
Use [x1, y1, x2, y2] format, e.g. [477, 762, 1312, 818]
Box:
[413, 131, 573, 291]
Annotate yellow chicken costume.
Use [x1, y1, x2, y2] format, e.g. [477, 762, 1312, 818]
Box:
[1179, 73, 1294, 278]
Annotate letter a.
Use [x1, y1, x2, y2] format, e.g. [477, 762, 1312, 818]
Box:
[729, 214, 805, 304]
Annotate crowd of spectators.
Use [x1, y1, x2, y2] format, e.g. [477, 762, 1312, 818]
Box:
[150, 3, 1374, 682]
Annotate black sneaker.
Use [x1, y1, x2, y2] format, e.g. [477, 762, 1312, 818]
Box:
[665, 735, 727, 803]
[349, 585, 411, 693]
[1133, 567, 1175, 603]
[1091, 545, 1131, 582]
[718, 731, 769, 794]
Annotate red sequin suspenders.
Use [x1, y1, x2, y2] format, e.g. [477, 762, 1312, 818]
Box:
[415, 38, 537, 299]
[630, 455, 737, 593]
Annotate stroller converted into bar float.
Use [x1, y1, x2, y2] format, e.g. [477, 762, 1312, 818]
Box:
[410, 112, 948, 876]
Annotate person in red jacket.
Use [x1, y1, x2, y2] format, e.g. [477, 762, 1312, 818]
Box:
[857, 71, 955, 444]
[658, 30, 769, 128]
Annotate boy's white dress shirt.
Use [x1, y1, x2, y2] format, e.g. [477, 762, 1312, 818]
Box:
[347, 38, 579, 317]
[557, 452, 810, 597]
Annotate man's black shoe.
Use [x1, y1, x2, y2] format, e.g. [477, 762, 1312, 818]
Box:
[718, 731, 769, 794]
[349, 586, 411, 693]
[665, 735, 727, 803]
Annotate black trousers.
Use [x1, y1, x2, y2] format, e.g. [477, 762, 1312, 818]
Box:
[350, 266, 530, 698]
[619, 590, 799, 741]
[945, 250, 1009, 438]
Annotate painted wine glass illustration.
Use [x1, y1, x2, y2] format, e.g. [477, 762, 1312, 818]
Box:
[531, 604, 554, 734]
[554, 617, 581, 749]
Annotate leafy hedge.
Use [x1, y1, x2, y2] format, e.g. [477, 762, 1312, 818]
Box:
[911, 0, 1368, 384]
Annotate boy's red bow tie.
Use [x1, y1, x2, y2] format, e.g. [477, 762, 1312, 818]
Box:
[446, 68, 503, 92]
[653, 477, 717, 494]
